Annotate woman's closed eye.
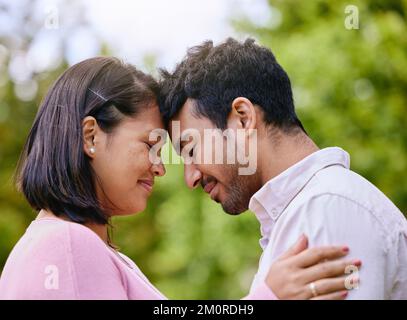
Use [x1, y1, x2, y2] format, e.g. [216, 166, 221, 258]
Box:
[145, 141, 163, 159]
[145, 142, 154, 150]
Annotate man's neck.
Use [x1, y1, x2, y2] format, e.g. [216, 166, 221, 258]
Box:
[258, 132, 319, 185]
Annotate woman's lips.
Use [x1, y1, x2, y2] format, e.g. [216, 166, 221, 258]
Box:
[138, 180, 154, 193]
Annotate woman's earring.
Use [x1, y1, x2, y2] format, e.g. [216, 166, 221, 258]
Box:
[89, 147, 96, 154]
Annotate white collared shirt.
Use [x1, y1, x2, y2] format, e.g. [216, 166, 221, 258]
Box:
[249, 147, 407, 299]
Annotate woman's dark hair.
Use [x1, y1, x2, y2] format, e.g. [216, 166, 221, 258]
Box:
[15, 57, 159, 225]
[159, 37, 305, 133]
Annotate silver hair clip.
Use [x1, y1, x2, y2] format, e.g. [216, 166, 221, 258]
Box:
[88, 88, 108, 102]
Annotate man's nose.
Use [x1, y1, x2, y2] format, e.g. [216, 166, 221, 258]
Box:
[184, 164, 202, 189]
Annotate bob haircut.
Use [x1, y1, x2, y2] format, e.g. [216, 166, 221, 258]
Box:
[15, 57, 159, 225]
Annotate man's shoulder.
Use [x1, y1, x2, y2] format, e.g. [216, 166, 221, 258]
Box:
[295, 164, 407, 238]
[310, 165, 399, 213]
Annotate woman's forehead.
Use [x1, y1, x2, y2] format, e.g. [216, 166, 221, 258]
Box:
[120, 109, 165, 134]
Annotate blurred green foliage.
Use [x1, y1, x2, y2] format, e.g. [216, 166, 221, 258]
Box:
[0, 0, 406, 299]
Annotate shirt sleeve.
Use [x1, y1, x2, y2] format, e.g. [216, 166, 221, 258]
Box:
[298, 193, 398, 299]
[242, 281, 278, 300]
[392, 230, 407, 299]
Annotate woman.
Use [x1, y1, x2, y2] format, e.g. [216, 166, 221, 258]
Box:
[0, 57, 359, 299]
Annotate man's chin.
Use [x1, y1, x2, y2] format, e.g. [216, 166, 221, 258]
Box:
[221, 202, 246, 216]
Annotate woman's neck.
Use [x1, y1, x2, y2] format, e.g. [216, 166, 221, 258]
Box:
[37, 209, 109, 245]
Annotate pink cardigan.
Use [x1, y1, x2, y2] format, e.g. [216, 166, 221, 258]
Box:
[0, 217, 276, 300]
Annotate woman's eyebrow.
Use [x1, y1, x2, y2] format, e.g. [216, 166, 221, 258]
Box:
[146, 132, 167, 144]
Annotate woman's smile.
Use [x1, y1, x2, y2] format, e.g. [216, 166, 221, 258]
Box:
[138, 179, 154, 193]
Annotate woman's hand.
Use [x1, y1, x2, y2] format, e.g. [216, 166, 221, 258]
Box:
[265, 234, 361, 300]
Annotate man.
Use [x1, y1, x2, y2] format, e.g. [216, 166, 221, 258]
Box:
[158, 38, 407, 299]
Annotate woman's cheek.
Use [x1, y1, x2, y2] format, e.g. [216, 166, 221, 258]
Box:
[132, 145, 152, 176]
[143, 144, 156, 168]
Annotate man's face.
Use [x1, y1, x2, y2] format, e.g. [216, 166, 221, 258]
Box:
[169, 99, 261, 215]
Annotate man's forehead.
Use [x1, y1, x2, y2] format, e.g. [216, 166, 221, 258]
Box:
[170, 99, 215, 133]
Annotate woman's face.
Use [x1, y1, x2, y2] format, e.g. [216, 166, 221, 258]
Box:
[85, 104, 166, 216]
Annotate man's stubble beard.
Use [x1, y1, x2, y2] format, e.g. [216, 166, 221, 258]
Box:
[221, 164, 262, 215]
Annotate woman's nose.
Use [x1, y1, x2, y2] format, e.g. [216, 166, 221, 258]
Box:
[184, 164, 202, 189]
[152, 162, 166, 177]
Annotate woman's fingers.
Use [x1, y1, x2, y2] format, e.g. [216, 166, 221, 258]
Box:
[265, 241, 359, 300]
[278, 234, 309, 260]
[303, 258, 362, 283]
[307, 275, 359, 298]
[310, 290, 349, 300]
[293, 246, 350, 268]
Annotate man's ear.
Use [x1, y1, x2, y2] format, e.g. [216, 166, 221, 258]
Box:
[227, 97, 257, 131]
[82, 116, 99, 158]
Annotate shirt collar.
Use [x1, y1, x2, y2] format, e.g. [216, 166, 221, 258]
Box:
[248, 147, 350, 250]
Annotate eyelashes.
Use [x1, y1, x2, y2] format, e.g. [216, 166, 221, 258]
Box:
[145, 142, 163, 158]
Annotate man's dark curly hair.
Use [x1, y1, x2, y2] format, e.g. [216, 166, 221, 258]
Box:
[158, 37, 305, 132]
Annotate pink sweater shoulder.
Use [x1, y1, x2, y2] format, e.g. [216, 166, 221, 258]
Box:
[0, 218, 276, 300]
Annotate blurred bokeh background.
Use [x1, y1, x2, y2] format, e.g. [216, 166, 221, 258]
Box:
[0, 0, 406, 299]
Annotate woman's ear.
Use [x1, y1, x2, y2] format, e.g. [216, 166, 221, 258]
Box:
[82, 116, 98, 158]
[227, 97, 257, 132]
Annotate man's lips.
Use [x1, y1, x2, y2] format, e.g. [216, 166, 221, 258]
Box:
[138, 179, 154, 193]
[203, 181, 220, 201]
[203, 181, 216, 194]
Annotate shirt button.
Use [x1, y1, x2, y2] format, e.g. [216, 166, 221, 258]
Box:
[270, 208, 279, 220]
